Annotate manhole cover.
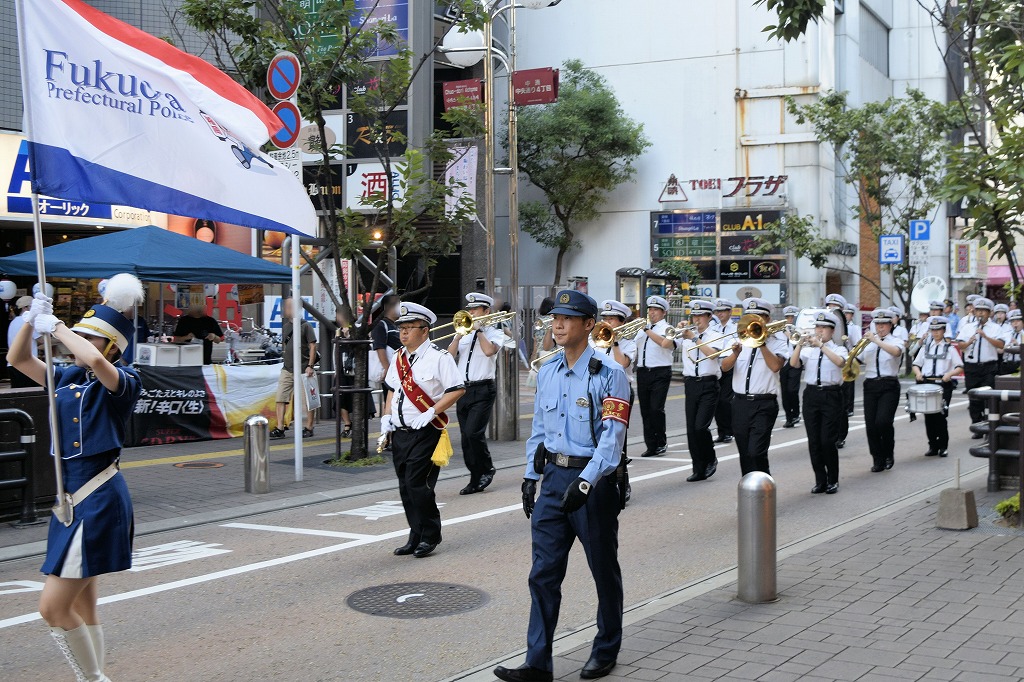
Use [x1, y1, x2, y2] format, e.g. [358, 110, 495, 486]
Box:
[347, 582, 488, 619]
[174, 461, 224, 469]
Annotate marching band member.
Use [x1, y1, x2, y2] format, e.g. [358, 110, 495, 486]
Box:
[1002, 309, 1023, 375]
[720, 298, 788, 475]
[633, 295, 675, 458]
[928, 300, 952, 339]
[963, 295, 978, 328]
[790, 311, 848, 494]
[8, 274, 145, 682]
[912, 315, 963, 458]
[944, 298, 961, 336]
[496, 290, 629, 682]
[994, 303, 1010, 372]
[909, 311, 929, 353]
[676, 300, 723, 482]
[780, 305, 802, 428]
[857, 309, 905, 472]
[381, 303, 465, 558]
[956, 297, 1007, 436]
[591, 300, 637, 371]
[448, 293, 506, 495]
[825, 294, 853, 447]
[711, 298, 737, 443]
[889, 305, 909, 342]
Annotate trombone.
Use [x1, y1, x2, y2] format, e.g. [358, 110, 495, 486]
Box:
[592, 317, 648, 348]
[432, 309, 517, 342]
[534, 315, 553, 331]
[693, 314, 789, 363]
[841, 336, 872, 382]
[531, 347, 563, 370]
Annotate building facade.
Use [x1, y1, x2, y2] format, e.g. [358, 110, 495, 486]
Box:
[508, 0, 954, 311]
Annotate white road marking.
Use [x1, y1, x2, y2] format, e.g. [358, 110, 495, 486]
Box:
[633, 458, 692, 463]
[129, 541, 231, 572]
[0, 580, 45, 596]
[222, 523, 375, 540]
[0, 401, 969, 631]
[316, 500, 446, 521]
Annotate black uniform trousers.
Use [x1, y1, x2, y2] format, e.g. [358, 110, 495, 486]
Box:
[684, 377, 719, 475]
[732, 395, 778, 475]
[921, 380, 954, 451]
[391, 426, 443, 545]
[715, 369, 735, 437]
[964, 361, 998, 423]
[636, 366, 671, 451]
[862, 377, 900, 466]
[835, 380, 852, 444]
[456, 380, 496, 483]
[802, 385, 843, 486]
[779, 363, 802, 422]
[527, 463, 622, 672]
[843, 380, 855, 414]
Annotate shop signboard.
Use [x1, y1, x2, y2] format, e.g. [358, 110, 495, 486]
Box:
[720, 210, 782, 232]
[345, 162, 404, 211]
[346, 110, 408, 160]
[511, 68, 559, 106]
[719, 259, 751, 280]
[720, 234, 783, 256]
[750, 259, 787, 280]
[299, 0, 408, 58]
[443, 79, 483, 110]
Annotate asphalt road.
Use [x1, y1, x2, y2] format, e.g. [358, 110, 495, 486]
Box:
[0, 395, 984, 681]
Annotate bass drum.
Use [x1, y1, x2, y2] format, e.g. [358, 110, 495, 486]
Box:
[907, 384, 944, 414]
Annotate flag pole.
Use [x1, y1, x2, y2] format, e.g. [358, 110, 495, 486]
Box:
[291, 237, 303, 481]
[15, 0, 71, 524]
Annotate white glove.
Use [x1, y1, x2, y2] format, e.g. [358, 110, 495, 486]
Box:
[380, 414, 396, 434]
[409, 407, 436, 430]
[34, 314, 61, 335]
[26, 293, 53, 325]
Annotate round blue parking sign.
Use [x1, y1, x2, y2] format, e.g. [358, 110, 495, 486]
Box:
[267, 52, 301, 101]
[271, 101, 301, 149]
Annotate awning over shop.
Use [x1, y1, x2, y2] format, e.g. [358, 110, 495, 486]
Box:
[0, 225, 291, 283]
[985, 265, 1023, 286]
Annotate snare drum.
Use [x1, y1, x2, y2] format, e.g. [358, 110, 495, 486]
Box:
[906, 384, 944, 414]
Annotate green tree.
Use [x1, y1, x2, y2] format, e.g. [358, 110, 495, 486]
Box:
[179, 0, 485, 457]
[753, 0, 826, 42]
[514, 59, 651, 288]
[753, 89, 963, 314]
[918, 0, 1024, 298]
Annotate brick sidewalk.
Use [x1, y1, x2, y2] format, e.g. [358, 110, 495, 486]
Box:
[537, 487, 1024, 682]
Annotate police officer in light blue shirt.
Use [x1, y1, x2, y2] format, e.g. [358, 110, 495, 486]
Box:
[495, 290, 630, 682]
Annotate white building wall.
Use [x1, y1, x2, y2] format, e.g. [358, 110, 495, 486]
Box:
[512, 0, 950, 308]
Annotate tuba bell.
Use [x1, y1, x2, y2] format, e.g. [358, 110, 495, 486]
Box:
[841, 336, 872, 382]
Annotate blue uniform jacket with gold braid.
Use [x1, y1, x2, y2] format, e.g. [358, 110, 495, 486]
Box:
[51, 364, 142, 459]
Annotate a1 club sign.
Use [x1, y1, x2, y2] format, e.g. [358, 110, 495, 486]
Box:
[267, 52, 301, 101]
[512, 67, 559, 106]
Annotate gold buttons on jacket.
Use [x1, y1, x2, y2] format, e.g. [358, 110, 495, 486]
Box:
[73, 418, 79, 423]
[73, 441, 80, 448]
[74, 392, 81, 398]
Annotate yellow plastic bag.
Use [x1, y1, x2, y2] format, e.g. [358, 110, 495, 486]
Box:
[431, 428, 454, 467]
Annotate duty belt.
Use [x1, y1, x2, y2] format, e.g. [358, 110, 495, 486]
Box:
[546, 451, 591, 468]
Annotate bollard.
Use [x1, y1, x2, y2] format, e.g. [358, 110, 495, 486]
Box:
[244, 415, 270, 494]
[737, 471, 777, 603]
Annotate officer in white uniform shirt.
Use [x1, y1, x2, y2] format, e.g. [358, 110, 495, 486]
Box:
[855, 309, 905, 472]
[711, 298, 737, 443]
[825, 293, 854, 446]
[720, 297, 788, 475]
[779, 305, 803, 428]
[591, 300, 637, 370]
[1002, 309, 1023, 375]
[928, 300, 952, 339]
[633, 295, 675, 457]
[676, 299, 723, 481]
[790, 310, 848, 494]
[993, 303, 1011, 372]
[381, 303, 465, 558]
[448, 293, 507, 495]
[956, 296, 1007, 431]
[912, 315, 964, 458]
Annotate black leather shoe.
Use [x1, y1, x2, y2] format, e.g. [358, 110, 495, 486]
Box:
[870, 464, 885, 473]
[791, 417, 801, 426]
[884, 457, 894, 470]
[826, 483, 838, 494]
[924, 449, 937, 457]
[686, 472, 707, 482]
[705, 461, 717, 478]
[938, 449, 948, 457]
[972, 432, 984, 439]
[394, 540, 418, 556]
[640, 449, 657, 457]
[836, 440, 845, 449]
[714, 434, 733, 443]
[811, 483, 827, 494]
[413, 541, 439, 558]
[783, 419, 795, 428]
[459, 484, 480, 495]
[477, 468, 496, 490]
[493, 665, 553, 682]
[580, 658, 616, 679]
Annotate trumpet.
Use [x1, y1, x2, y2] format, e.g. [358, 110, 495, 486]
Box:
[534, 315, 553, 331]
[788, 327, 817, 346]
[841, 336, 872, 382]
[663, 323, 698, 341]
[432, 310, 517, 342]
[694, 345, 734, 364]
[694, 316, 789, 364]
[592, 317, 648, 348]
[531, 347, 563, 370]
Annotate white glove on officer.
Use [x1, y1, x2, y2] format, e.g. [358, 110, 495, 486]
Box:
[409, 407, 436, 430]
[25, 292, 53, 325]
[33, 314, 61, 335]
[380, 414, 396, 434]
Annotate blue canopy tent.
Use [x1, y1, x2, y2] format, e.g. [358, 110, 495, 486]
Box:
[0, 225, 291, 283]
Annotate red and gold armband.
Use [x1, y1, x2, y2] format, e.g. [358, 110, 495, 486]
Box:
[601, 397, 630, 426]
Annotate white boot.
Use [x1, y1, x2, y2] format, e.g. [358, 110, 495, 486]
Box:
[84, 624, 106, 673]
[49, 625, 111, 681]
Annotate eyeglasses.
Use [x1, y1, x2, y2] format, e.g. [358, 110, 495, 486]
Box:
[398, 325, 428, 332]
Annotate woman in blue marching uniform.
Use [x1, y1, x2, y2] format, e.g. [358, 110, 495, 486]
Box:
[8, 274, 144, 682]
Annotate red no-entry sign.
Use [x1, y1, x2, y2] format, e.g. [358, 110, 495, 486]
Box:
[271, 101, 301, 149]
[267, 52, 301, 101]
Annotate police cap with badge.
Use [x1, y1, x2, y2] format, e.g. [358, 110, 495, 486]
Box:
[600, 300, 631, 320]
[396, 302, 437, 326]
[465, 293, 494, 310]
[743, 297, 773, 317]
[552, 290, 598, 318]
[814, 310, 841, 328]
[690, 299, 715, 316]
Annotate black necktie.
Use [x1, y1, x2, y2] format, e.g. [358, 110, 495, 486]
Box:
[464, 334, 477, 381]
[745, 347, 757, 393]
[694, 332, 703, 377]
[816, 349, 823, 386]
[875, 341, 881, 377]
